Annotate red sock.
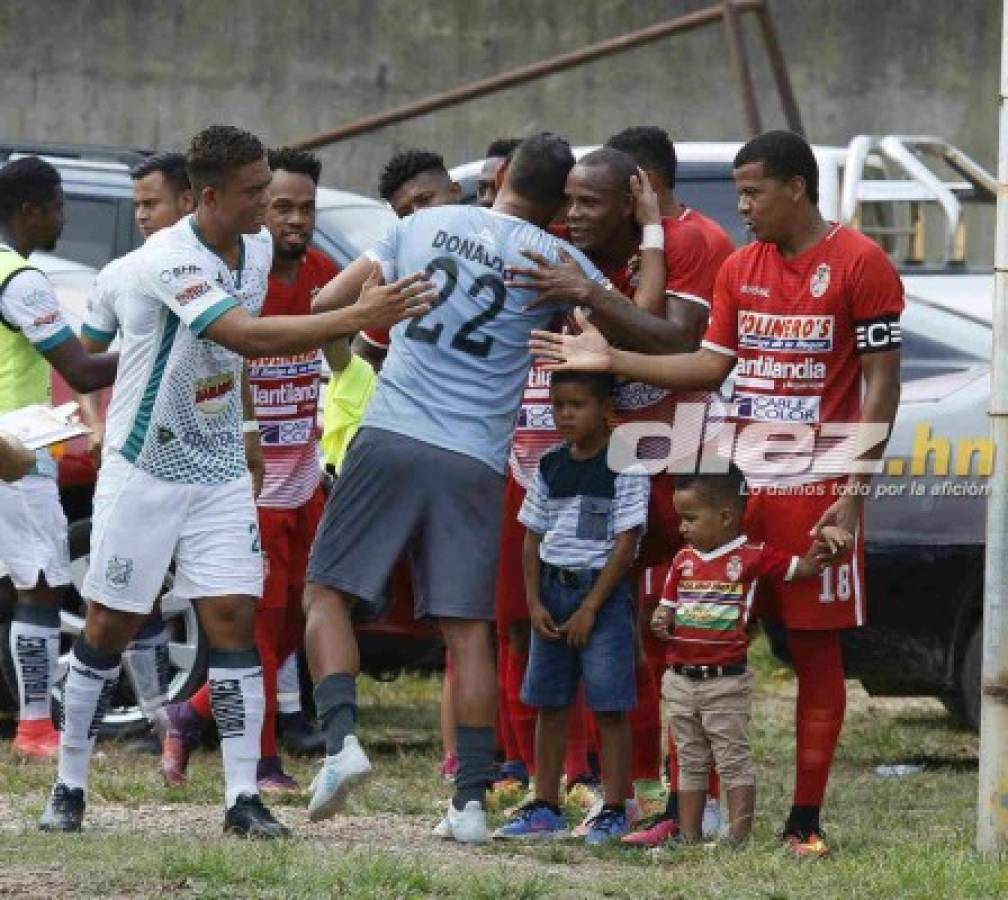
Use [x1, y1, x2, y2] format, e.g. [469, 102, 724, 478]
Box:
[629, 657, 661, 782]
[564, 690, 590, 781]
[189, 683, 213, 720]
[789, 629, 847, 807]
[505, 646, 536, 772]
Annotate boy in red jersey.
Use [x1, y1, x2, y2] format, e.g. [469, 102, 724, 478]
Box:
[651, 466, 847, 845]
[530, 129, 903, 858]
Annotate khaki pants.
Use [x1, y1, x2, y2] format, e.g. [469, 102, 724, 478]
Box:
[663, 669, 756, 791]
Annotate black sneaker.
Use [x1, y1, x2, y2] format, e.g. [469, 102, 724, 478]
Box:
[39, 782, 85, 832]
[223, 793, 290, 839]
[279, 711, 325, 757]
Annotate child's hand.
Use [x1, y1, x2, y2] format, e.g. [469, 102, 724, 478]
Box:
[650, 604, 673, 640]
[529, 600, 562, 641]
[561, 605, 597, 649]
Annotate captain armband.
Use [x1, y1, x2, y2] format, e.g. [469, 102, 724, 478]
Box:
[854, 315, 901, 354]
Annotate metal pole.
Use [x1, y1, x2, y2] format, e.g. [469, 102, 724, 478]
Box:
[977, 0, 1008, 857]
[753, 0, 805, 136]
[721, 0, 763, 136]
[290, 0, 764, 150]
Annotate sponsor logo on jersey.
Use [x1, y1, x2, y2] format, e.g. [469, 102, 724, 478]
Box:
[615, 380, 669, 410]
[734, 392, 821, 423]
[740, 284, 770, 298]
[810, 263, 831, 298]
[175, 281, 213, 305]
[726, 555, 743, 581]
[105, 556, 134, 589]
[675, 601, 740, 631]
[259, 417, 315, 447]
[31, 311, 61, 328]
[516, 404, 555, 430]
[194, 372, 235, 415]
[251, 381, 319, 409]
[160, 264, 201, 283]
[735, 355, 827, 381]
[738, 313, 834, 353]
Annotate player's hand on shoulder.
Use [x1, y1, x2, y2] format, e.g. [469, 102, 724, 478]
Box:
[353, 264, 436, 329]
[507, 248, 595, 309]
[530, 308, 613, 373]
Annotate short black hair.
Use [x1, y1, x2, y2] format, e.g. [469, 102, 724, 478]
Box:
[130, 152, 190, 195]
[733, 130, 819, 204]
[506, 133, 575, 208]
[379, 149, 447, 202]
[267, 147, 322, 184]
[576, 147, 637, 191]
[606, 126, 677, 189]
[0, 156, 61, 221]
[485, 137, 522, 160]
[549, 369, 616, 401]
[675, 463, 748, 512]
[186, 125, 265, 193]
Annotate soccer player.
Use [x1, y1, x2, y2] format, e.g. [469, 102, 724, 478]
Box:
[0, 157, 119, 759]
[160, 146, 338, 792]
[305, 133, 625, 844]
[530, 129, 904, 858]
[379, 148, 461, 219]
[39, 124, 433, 835]
[476, 138, 522, 208]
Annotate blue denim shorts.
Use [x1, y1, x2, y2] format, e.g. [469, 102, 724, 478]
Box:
[521, 566, 637, 712]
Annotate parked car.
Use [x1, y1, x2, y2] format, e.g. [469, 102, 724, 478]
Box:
[453, 135, 995, 729]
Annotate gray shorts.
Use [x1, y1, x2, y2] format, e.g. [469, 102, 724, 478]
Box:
[307, 427, 505, 621]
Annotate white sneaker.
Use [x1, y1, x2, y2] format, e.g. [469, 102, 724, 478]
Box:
[435, 800, 488, 844]
[701, 796, 723, 839]
[307, 735, 372, 822]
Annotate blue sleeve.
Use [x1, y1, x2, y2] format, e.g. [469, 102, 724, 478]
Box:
[363, 220, 401, 282]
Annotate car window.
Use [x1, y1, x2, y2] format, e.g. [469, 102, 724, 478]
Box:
[315, 205, 397, 258]
[676, 176, 749, 247]
[54, 196, 118, 269]
[899, 298, 989, 382]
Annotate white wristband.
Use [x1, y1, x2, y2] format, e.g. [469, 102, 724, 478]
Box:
[640, 223, 665, 250]
[242, 420, 260, 434]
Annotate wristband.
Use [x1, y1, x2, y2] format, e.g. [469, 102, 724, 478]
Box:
[242, 420, 260, 434]
[640, 223, 665, 250]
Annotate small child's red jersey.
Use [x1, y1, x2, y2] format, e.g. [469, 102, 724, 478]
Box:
[660, 537, 798, 666]
[702, 224, 904, 486]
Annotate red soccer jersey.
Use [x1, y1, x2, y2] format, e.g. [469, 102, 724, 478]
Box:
[249, 247, 339, 509]
[682, 207, 735, 276]
[703, 224, 904, 485]
[660, 536, 797, 666]
[361, 326, 390, 351]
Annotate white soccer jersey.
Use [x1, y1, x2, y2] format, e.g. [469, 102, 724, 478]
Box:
[100, 215, 271, 484]
[82, 251, 137, 347]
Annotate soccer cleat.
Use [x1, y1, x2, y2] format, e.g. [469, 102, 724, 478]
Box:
[278, 711, 325, 757]
[307, 735, 372, 822]
[620, 814, 680, 848]
[702, 796, 723, 839]
[256, 756, 301, 794]
[784, 829, 830, 859]
[223, 793, 290, 839]
[160, 702, 205, 787]
[494, 801, 568, 840]
[13, 719, 59, 759]
[432, 800, 488, 844]
[39, 782, 85, 833]
[584, 806, 631, 846]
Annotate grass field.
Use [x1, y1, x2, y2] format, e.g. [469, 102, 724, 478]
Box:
[1, 636, 1005, 899]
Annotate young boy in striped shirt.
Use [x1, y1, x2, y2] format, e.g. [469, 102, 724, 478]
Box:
[495, 370, 649, 844]
[651, 465, 848, 845]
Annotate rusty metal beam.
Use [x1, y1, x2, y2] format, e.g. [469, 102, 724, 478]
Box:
[291, 0, 765, 150]
[721, 0, 763, 136]
[753, 0, 805, 136]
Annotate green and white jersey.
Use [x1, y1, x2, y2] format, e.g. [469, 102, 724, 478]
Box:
[101, 215, 271, 484]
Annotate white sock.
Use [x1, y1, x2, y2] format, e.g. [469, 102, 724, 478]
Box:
[208, 648, 265, 809]
[9, 602, 60, 722]
[277, 653, 302, 715]
[123, 625, 171, 722]
[57, 641, 121, 793]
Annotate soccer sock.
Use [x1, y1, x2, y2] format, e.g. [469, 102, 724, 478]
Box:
[505, 646, 536, 772]
[453, 724, 496, 810]
[314, 671, 357, 757]
[208, 647, 264, 809]
[276, 653, 302, 716]
[564, 691, 590, 782]
[57, 639, 121, 793]
[789, 629, 847, 822]
[9, 601, 60, 722]
[629, 658, 661, 782]
[122, 615, 171, 723]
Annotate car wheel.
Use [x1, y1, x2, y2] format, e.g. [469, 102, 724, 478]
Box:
[942, 623, 981, 732]
[57, 518, 209, 739]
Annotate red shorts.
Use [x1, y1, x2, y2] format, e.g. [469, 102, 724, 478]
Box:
[743, 478, 866, 631]
[635, 473, 682, 572]
[496, 473, 529, 630]
[259, 487, 326, 611]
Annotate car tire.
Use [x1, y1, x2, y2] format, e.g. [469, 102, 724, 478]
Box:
[942, 623, 981, 732]
[57, 518, 209, 740]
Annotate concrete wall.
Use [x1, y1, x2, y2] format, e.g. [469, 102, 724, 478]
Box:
[1, 0, 996, 217]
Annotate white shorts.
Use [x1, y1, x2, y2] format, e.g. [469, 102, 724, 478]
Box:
[0, 474, 71, 590]
[83, 454, 264, 614]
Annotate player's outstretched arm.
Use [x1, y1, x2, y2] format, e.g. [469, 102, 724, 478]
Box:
[43, 338, 119, 394]
[311, 256, 376, 314]
[530, 308, 734, 390]
[204, 267, 434, 359]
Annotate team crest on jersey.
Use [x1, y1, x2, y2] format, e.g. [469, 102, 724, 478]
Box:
[105, 556, 134, 589]
[810, 263, 831, 299]
[681, 559, 694, 578]
[725, 555, 743, 581]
